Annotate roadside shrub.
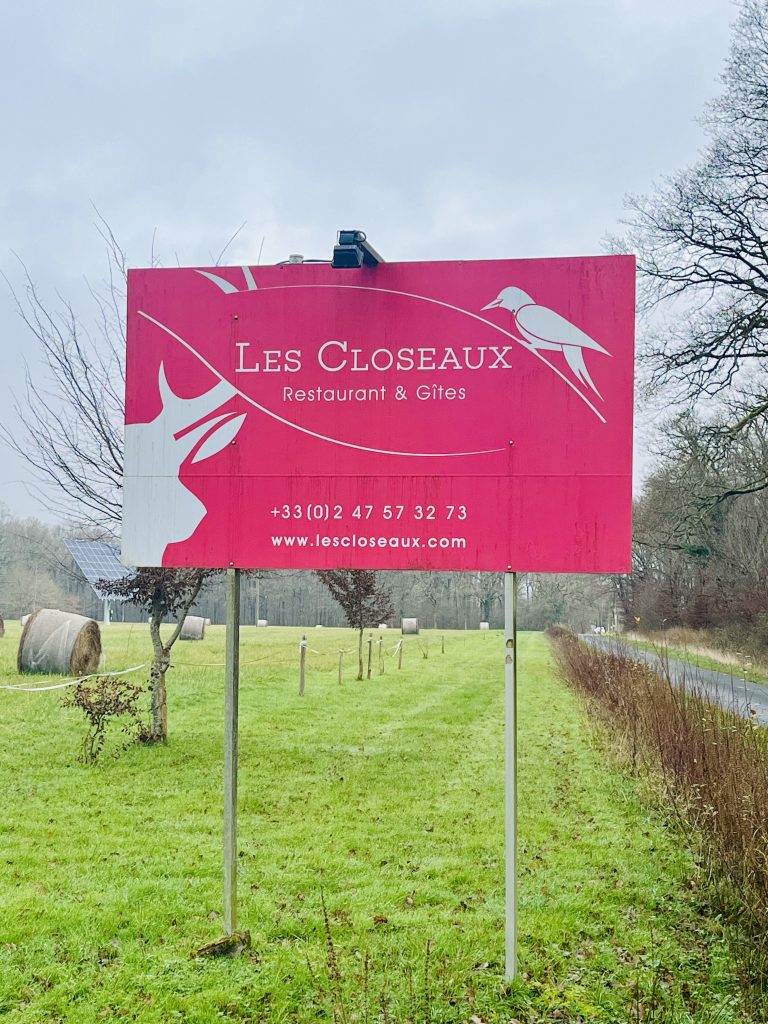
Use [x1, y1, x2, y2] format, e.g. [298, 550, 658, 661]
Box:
[541, 623, 571, 641]
[547, 627, 768, 1002]
[62, 676, 143, 763]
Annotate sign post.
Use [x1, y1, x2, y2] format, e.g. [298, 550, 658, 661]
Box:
[223, 567, 240, 934]
[504, 571, 518, 980]
[122, 253, 635, 968]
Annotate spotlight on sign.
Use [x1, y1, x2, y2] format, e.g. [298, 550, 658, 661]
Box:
[331, 229, 384, 269]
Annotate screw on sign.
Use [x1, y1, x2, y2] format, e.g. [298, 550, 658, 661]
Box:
[121, 249, 635, 980]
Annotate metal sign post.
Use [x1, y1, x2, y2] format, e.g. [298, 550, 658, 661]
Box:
[504, 571, 518, 981]
[224, 567, 241, 934]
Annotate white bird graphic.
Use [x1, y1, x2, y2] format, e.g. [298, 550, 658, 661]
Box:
[481, 286, 610, 397]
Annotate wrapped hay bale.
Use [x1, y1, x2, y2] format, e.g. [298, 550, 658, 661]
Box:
[18, 608, 101, 675]
[20, 613, 31, 627]
[479, 621, 490, 630]
[180, 615, 206, 641]
[401, 617, 419, 635]
[257, 618, 268, 627]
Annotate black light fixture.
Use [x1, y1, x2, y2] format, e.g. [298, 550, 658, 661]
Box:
[331, 229, 384, 269]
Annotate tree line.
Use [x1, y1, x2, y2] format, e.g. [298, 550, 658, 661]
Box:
[0, 504, 615, 633]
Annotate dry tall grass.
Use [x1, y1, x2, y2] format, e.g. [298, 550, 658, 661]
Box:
[548, 626, 768, 1002]
[624, 628, 750, 669]
[625, 626, 768, 678]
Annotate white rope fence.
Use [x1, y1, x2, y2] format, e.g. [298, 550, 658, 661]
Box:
[0, 632, 418, 693]
[0, 663, 147, 694]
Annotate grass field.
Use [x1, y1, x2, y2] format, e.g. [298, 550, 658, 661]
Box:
[0, 623, 752, 1022]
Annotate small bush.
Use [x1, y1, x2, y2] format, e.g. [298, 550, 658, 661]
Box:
[63, 676, 143, 763]
[541, 623, 571, 642]
[317, 893, 437, 1024]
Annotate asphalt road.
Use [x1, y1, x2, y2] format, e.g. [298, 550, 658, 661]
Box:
[581, 635, 768, 726]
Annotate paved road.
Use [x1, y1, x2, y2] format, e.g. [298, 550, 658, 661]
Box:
[581, 635, 768, 726]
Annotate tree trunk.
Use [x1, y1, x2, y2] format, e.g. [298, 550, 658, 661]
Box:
[144, 578, 203, 744]
[149, 657, 169, 741]
[148, 609, 170, 743]
[357, 628, 364, 680]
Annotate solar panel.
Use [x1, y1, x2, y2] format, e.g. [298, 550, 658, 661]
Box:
[64, 540, 133, 600]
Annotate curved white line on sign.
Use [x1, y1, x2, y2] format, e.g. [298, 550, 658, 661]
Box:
[195, 270, 241, 294]
[241, 266, 257, 290]
[137, 312, 506, 458]
[251, 283, 607, 424]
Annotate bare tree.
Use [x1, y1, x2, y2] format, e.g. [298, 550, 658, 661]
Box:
[417, 572, 449, 628]
[619, 412, 768, 633]
[621, 0, 768, 491]
[315, 570, 394, 679]
[1, 227, 212, 741]
[1, 234, 126, 529]
[466, 572, 502, 625]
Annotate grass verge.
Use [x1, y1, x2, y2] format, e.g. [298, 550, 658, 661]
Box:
[0, 623, 753, 1022]
[618, 634, 768, 686]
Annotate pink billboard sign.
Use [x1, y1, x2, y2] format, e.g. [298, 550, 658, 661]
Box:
[122, 256, 634, 572]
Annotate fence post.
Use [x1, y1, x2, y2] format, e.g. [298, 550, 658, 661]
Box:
[299, 635, 307, 696]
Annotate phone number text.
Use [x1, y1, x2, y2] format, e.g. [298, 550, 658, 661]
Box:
[268, 504, 468, 522]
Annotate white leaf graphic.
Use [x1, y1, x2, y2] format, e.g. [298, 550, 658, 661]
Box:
[191, 413, 247, 463]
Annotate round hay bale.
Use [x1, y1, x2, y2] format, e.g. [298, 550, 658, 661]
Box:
[180, 615, 206, 641]
[479, 621, 490, 630]
[20, 613, 31, 627]
[378, 623, 388, 630]
[401, 617, 419, 635]
[204, 618, 212, 626]
[18, 608, 102, 676]
[257, 618, 268, 627]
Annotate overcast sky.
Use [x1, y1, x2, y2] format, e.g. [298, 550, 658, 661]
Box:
[0, 0, 735, 520]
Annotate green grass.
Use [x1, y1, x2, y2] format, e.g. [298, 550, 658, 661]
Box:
[0, 623, 751, 1022]
[618, 635, 768, 686]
